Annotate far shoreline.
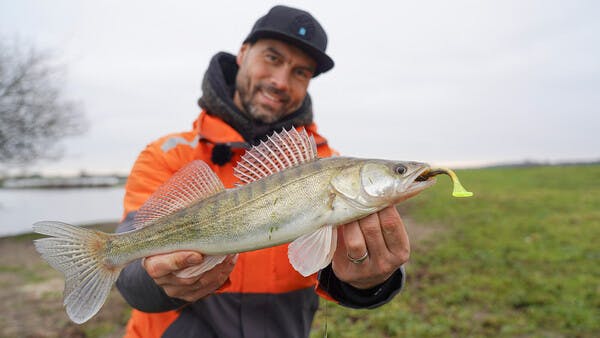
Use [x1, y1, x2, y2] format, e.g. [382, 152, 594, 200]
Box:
[1, 221, 120, 240]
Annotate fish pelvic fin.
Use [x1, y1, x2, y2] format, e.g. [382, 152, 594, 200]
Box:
[288, 225, 337, 277]
[33, 221, 121, 324]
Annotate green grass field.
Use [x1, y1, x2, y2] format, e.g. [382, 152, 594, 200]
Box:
[310, 165, 600, 338]
[4, 165, 597, 337]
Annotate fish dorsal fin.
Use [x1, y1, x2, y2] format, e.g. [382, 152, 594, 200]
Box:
[133, 160, 225, 230]
[234, 128, 318, 184]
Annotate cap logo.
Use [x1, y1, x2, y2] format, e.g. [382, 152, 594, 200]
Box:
[290, 14, 314, 40]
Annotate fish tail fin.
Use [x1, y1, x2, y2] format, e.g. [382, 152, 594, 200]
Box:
[33, 221, 121, 324]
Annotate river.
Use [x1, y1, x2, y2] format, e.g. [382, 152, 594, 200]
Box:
[0, 187, 125, 237]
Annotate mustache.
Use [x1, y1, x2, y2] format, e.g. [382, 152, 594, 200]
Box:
[257, 83, 291, 103]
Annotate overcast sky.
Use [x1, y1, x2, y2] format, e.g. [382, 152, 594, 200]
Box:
[1, 0, 599, 175]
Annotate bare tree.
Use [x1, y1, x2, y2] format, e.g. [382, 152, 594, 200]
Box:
[0, 40, 87, 168]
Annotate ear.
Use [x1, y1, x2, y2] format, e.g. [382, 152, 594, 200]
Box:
[236, 43, 250, 66]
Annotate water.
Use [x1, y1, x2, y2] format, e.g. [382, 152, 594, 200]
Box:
[0, 187, 125, 237]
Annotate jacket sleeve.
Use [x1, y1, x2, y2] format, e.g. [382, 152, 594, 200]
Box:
[317, 265, 406, 309]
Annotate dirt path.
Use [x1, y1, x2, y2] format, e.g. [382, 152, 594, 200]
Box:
[0, 224, 129, 338]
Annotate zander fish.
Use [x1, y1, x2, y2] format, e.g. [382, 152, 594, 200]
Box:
[32, 128, 471, 324]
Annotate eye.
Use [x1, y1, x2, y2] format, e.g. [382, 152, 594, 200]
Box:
[294, 68, 309, 79]
[265, 53, 279, 63]
[294, 68, 313, 80]
[394, 164, 407, 175]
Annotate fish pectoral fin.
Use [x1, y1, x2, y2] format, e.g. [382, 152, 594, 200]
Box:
[174, 255, 228, 278]
[288, 225, 337, 277]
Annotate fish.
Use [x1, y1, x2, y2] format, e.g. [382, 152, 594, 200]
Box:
[32, 127, 472, 324]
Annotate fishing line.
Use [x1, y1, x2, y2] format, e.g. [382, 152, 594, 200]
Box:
[323, 296, 328, 338]
[322, 268, 334, 338]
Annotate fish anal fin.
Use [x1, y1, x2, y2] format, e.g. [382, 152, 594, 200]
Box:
[234, 128, 318, 184]
[288, 225, 337, 277]
[174, 255, 228, 278]
[133, 160, 225, 229]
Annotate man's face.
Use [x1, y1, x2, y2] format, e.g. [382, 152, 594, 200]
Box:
[234, 39, 317, 124]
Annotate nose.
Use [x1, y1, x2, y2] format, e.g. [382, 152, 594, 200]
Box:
[269, 66, 290, 92]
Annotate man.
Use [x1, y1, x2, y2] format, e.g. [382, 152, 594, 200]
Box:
[116, 5, 410, 338]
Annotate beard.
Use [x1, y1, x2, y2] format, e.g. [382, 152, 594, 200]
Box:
[236, 77, 297, 124]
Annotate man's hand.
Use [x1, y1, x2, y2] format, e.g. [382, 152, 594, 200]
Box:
[332, 206, 410, 289]
[143, 251, 237, 302]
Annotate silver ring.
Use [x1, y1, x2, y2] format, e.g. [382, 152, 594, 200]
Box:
[347, 251, 369, 264]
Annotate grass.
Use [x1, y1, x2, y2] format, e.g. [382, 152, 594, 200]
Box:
[310, 165, 600, 337]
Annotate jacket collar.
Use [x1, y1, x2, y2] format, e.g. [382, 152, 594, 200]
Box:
[194, 111, 328, 147]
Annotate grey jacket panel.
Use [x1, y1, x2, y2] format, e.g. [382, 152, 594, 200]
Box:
[162, 288, 319, 338]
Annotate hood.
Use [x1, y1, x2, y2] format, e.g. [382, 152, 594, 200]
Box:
[197, 52, 314, 143]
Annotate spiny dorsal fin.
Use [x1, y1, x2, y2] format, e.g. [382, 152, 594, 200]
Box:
[234, 128, 318, 184]
[133, 160, 225, 229]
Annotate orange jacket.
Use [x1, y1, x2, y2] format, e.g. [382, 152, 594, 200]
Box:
[120, 112, 336, 337]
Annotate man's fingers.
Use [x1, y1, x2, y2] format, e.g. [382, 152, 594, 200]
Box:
[158, 253, 238, 302]
[332, 208, 412, 290]
[356, 212, 389, 258]
[342, 220, 369, 262]
[379, 207, 410, 262]
[144, 251, 204, 278]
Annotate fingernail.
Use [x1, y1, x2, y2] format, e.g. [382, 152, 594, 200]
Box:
[187, 254, 203, 265]
[232, 254, 239, 264]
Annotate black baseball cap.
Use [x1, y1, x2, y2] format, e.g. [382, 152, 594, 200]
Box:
[243, 5, 334, 77]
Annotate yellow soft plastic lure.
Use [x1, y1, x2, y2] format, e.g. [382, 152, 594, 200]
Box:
[422, 168, 473, 197]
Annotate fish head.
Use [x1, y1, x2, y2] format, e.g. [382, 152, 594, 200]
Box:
[360, 160, 437, 205]
[331, 159, 436, 209]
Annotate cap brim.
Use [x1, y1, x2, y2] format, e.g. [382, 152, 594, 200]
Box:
[244, 31, 334, 77]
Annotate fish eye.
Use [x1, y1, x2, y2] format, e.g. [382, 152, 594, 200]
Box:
[394, 164, 407, 175]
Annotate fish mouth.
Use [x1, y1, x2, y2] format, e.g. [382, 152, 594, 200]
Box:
[405, 166, 437, 195]
[415, 168, 443, 182]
